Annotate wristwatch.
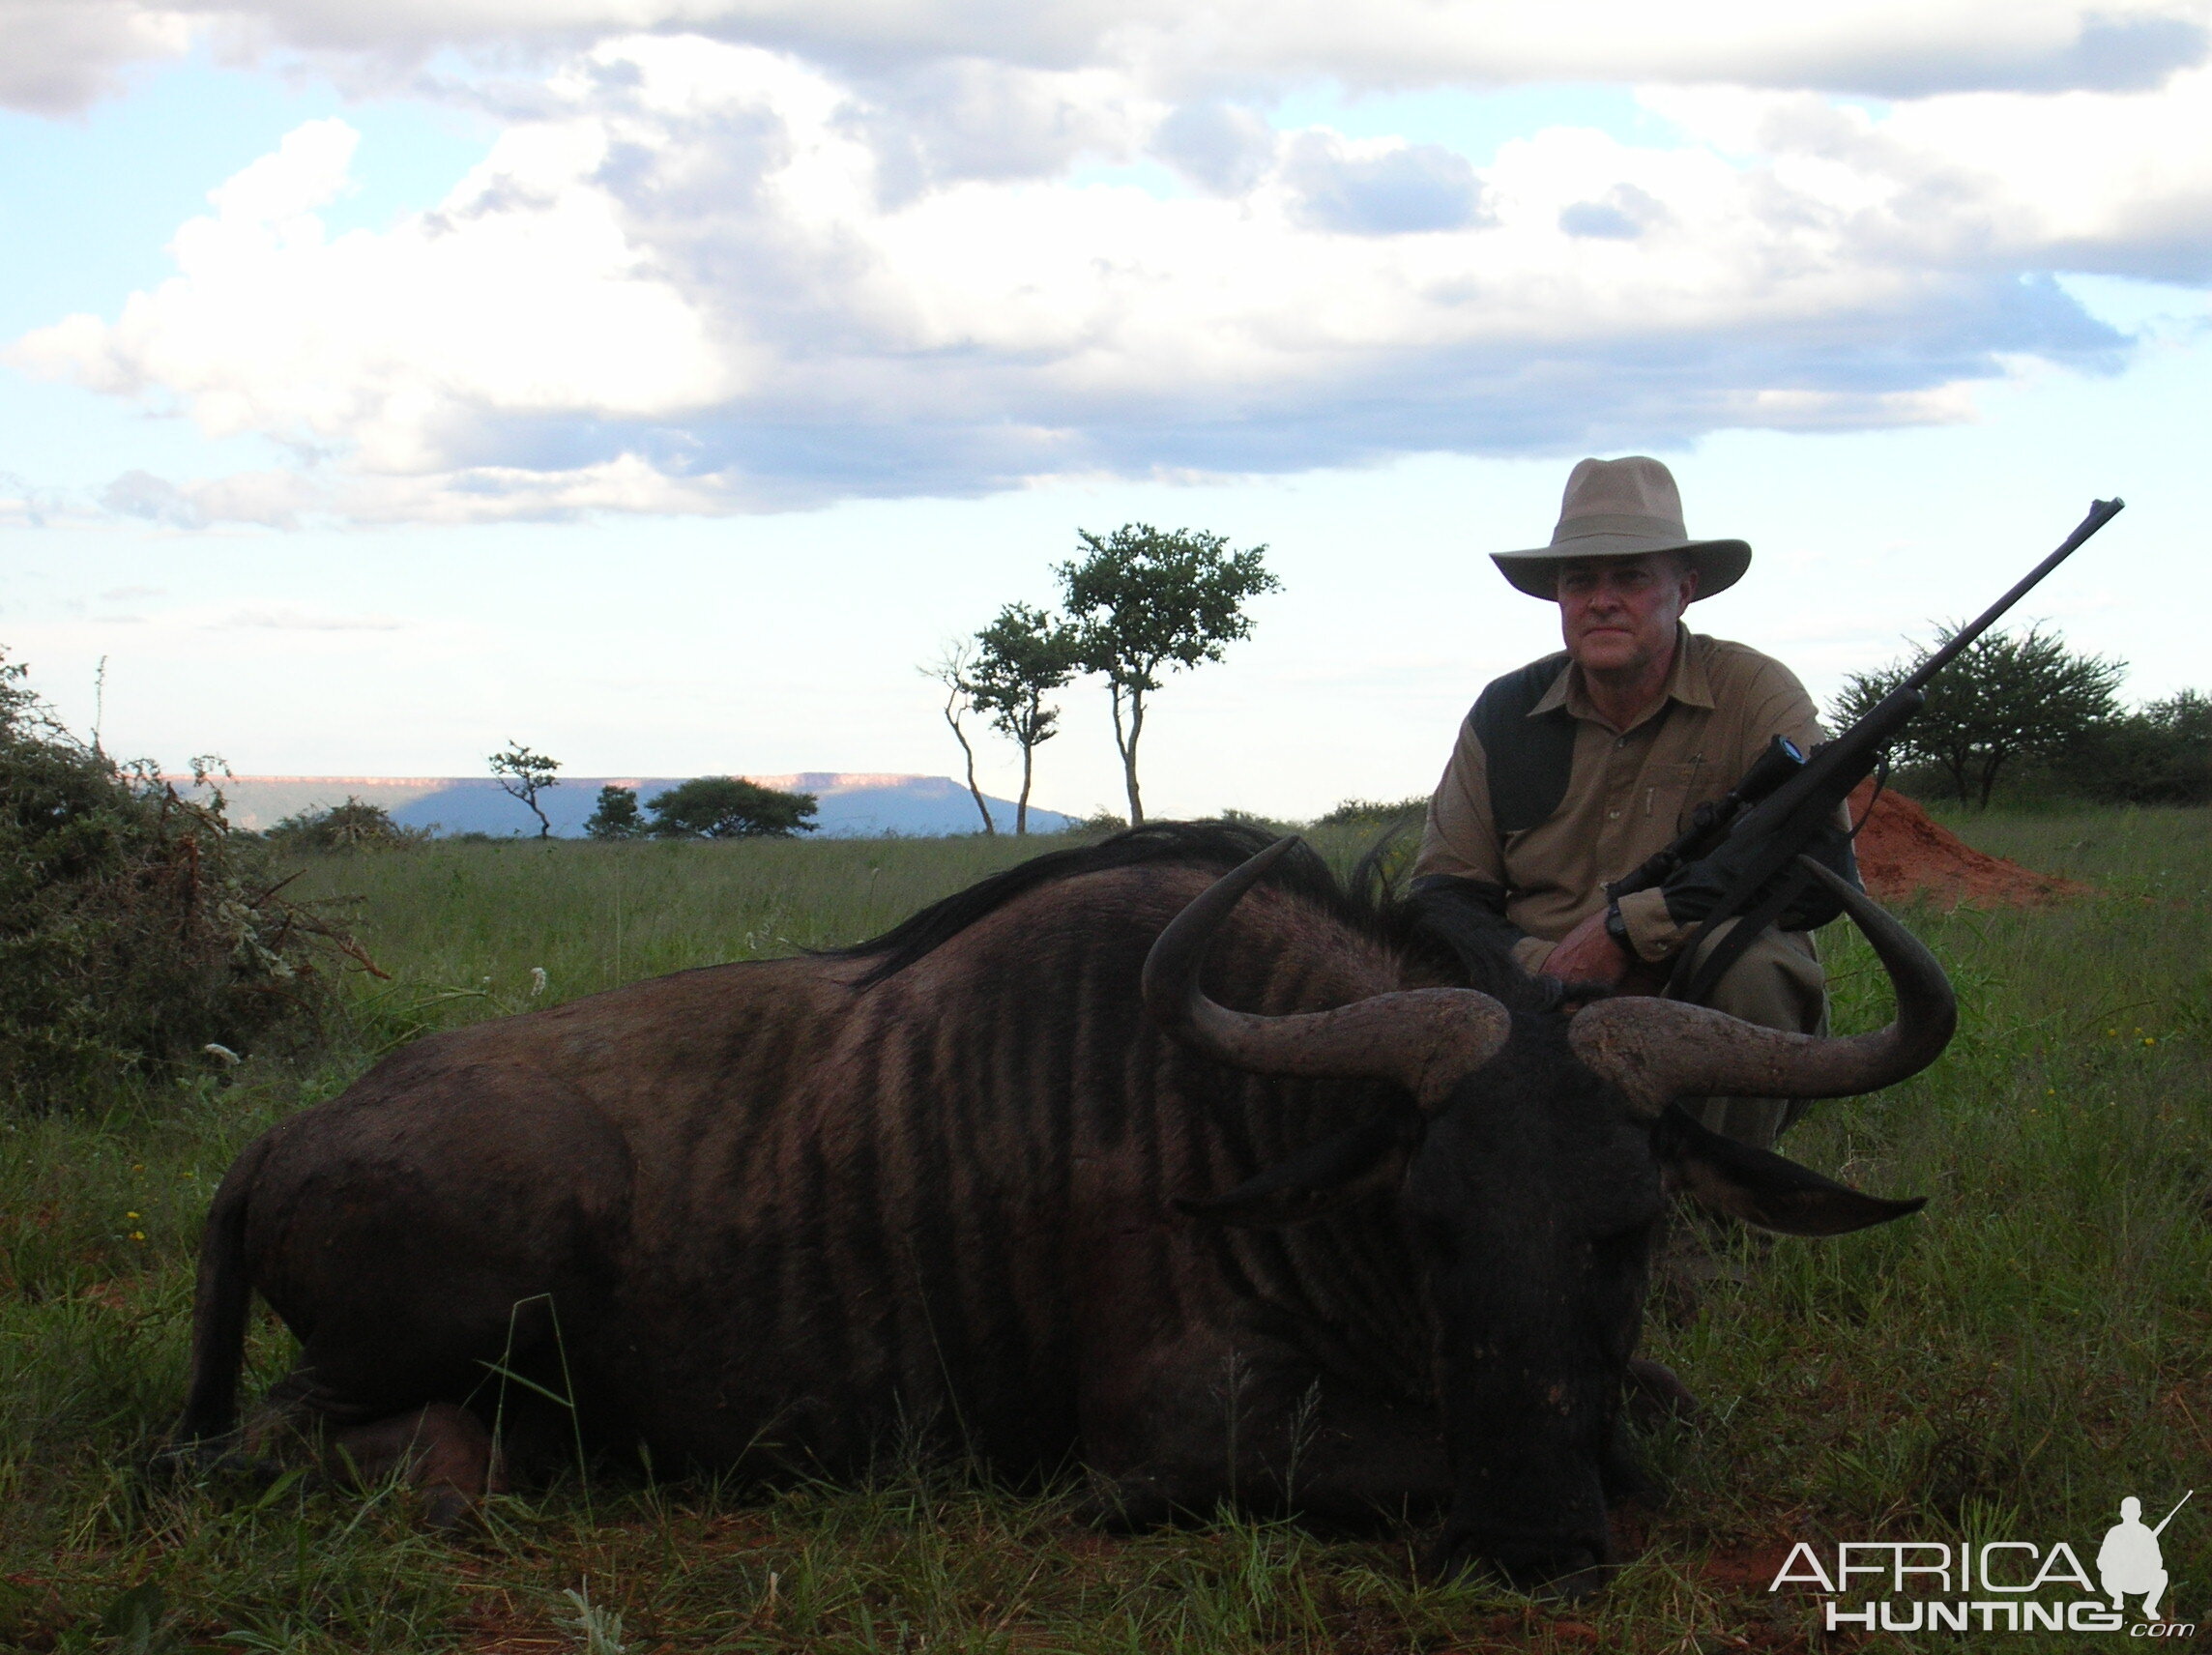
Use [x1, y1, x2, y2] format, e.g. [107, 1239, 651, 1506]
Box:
[1603, 900, 1631, 951]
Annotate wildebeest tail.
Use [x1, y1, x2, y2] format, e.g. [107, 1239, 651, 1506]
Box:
[177, 1137, 271, 1442]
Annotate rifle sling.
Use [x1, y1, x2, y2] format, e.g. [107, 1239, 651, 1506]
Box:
[1666, 861, 1813, 1007]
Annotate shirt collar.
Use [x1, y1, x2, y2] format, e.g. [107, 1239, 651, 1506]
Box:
[1528, 625, 1711, 729]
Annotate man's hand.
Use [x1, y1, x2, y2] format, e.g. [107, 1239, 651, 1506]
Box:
[1540, 906, 1669, 996]
[1540, 907, 1632, 986]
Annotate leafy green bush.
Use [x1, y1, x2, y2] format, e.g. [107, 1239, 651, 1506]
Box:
[263, 797, 428, 851]
[0, 653, 364, 1107]
[1314, 795, 1428, 828]
[2052, 689, 2212, 805]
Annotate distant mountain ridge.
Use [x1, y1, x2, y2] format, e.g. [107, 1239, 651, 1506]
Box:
[168, 773, 1076, 838]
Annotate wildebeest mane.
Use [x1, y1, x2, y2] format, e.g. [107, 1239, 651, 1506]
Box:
[839, 820, 1557, 1011]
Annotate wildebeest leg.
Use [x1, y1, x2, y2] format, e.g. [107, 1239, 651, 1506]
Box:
[330, 1402, 507, 1530]
[1079, 1328, 1449, 1527]
[242, 1070, 634, 1522]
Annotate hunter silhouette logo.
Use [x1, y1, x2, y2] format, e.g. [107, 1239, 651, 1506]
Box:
[2101, 1493, 2191, 1623]
[1769, 1490, 2197, 1636]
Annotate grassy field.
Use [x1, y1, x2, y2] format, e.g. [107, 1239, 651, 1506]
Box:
[2, 809, 2207, 1652]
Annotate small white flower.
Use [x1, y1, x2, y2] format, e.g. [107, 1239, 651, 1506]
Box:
[203, 1043, 241, 1066]
[530, 967, 548, 996]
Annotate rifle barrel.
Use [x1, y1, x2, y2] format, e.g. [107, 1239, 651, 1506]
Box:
[2152, 1489, 2194, 1535]
[1906, 498, 2124, 691]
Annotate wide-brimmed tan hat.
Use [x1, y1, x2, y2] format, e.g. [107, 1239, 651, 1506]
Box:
[1492, 455, 1750, 600]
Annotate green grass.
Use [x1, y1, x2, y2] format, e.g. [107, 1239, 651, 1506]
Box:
[3, 809, 2207, 1652]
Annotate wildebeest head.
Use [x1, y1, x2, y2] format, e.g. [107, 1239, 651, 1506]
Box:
[1143, 838, 1955, 1589]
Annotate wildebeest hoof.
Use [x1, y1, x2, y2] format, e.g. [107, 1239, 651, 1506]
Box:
[146, 1437, 308, 1494]
[328, 1403, 505, 1533]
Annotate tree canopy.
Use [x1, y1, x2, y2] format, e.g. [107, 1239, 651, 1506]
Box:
[968, 602, 1082, 833]
[584, 785, 647, 840]
[1832, 623, 2124, 807]
[489, 740, 562, 837]
[646, 776, 819, 839]
[2052, 687, 2212, 805]
[1056, 523, 1278, 824]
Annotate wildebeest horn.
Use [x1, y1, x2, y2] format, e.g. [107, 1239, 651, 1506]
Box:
[1144, 838, 1512, 1111]
[1567, 858, 1956, 1114]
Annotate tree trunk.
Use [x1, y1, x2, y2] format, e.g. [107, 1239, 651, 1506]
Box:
[1976, 748, 2010, 809]
[943, 690, 995, 834]
[1941, 751, 1971, 804]
[1016, 742, 1033, 834]
[1122, 685, 1147, 825]
[1110, 682, 1146, 825]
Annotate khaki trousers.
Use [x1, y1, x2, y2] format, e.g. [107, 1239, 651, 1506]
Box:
[1677, 921, 1827, 1152]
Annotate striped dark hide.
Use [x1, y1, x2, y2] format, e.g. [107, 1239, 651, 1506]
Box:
[177, 821, 1949, 1587]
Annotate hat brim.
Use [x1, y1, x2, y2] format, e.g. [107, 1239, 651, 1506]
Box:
[1491, 535, 1751, 601]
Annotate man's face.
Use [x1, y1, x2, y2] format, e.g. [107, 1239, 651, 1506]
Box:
[1556, 552, 1698, 676]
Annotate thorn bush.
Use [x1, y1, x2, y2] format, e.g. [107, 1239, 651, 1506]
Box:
[0, 653, 369, 1109]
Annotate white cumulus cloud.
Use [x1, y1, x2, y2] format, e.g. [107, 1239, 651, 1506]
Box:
[9, 30, 2211, 524]
[5, 1, 2208, 112]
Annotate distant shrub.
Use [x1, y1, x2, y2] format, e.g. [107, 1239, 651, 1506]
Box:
[2056, 690, 2212, 806]
[585, 784, 647, 840]
[1316, 796, 1429, 828]
[264, 797, 428, 851]
[0, 653, 371, 1107]
[1218, 807, 1298, 836]
[647, 776, 819, 839]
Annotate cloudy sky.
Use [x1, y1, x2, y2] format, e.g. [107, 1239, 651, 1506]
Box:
[2, 0, 2206, 820]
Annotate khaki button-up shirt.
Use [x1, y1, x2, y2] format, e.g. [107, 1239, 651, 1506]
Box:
[1413, 628, 1829, 970]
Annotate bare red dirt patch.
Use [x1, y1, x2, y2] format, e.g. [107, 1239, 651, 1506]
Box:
[1848, 781, 2088, 909]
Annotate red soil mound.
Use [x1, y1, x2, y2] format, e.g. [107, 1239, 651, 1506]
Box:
[1848, 779, 2088, 908]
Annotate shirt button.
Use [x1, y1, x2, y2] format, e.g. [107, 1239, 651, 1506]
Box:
[1607, 810, 1620, 820]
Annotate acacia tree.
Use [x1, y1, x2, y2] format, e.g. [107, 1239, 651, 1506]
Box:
[969, 602, 1081, 833]
[1832, 622, 2123, 807]
[584, 785, 646, 840]
[1057, 524, 1279, 825]
[922, 642, 995, 834]
[647, 777, 818, 838]
[489, 740, 562, 838]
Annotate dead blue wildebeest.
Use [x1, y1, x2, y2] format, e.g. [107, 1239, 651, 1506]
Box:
[177, 824, 1952, 1586]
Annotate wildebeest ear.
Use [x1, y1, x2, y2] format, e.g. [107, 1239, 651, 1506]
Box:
[1651, 1105, 1926, 1237]
[1175, 1108, 1420, 1228]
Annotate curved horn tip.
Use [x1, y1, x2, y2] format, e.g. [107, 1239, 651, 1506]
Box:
[1568, 856, 1957, 1107]
[1142, 835, 1305, 1018]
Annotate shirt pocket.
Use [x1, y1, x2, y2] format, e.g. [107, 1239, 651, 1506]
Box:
[1645, 757, 1712, 835]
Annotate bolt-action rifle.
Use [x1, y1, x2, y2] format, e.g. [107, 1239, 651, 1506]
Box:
[1603, 497, 2126, 1007]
